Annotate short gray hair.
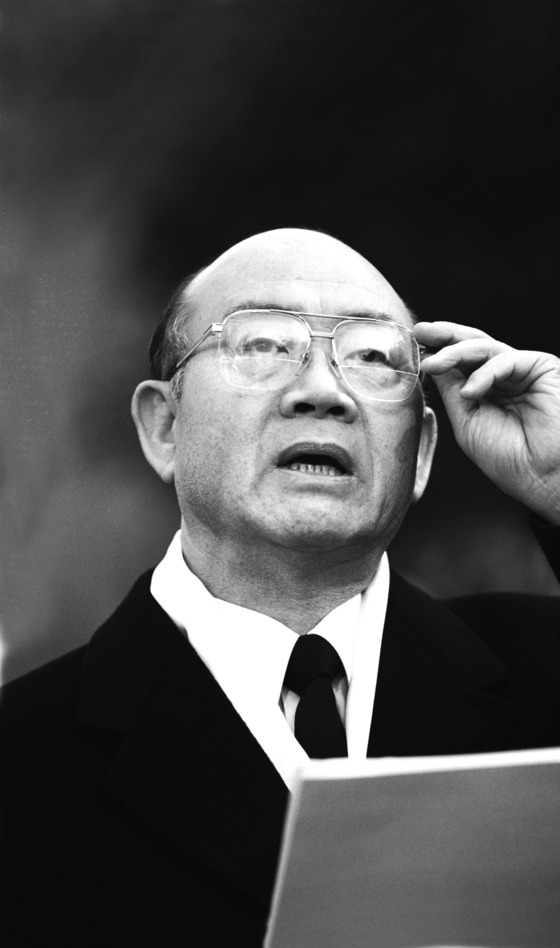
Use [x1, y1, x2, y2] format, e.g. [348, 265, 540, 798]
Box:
[148, 270, 203, 396]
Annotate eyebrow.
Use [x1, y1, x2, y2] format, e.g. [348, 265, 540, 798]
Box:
[227, 302, 398, 322]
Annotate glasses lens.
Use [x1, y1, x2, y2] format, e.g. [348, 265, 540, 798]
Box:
[220, 312, 308, 389]
[334, 321, 419, 401]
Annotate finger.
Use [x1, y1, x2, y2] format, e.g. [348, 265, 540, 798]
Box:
[460, 351, 559, 400]
[414, 321, 493, 349]
[420, 338, 514, 376]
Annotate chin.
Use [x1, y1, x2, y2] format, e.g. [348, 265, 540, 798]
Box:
[272, 516, 373, 553]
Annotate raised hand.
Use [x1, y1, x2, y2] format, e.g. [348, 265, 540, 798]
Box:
[414, 321, 560, 525]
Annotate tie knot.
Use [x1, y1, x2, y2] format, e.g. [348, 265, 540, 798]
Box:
[284, 633, 344, 696]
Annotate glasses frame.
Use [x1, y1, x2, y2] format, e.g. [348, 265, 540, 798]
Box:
[172, 308, 424, 402]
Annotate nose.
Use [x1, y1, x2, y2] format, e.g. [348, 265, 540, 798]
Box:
[278, 341, 359, 421]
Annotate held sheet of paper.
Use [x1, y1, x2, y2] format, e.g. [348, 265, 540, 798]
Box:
[264, 748, 560, 948]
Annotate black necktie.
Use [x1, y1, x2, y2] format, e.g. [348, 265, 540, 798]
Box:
[284, 633, 348, 758]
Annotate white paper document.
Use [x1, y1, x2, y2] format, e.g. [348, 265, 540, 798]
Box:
[264, 748, 560, 948]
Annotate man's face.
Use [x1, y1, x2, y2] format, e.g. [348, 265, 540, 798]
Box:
[169, 230, 434, 557]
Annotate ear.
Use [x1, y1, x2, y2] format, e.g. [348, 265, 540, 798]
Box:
[131, 381, 177, 484]
[412, 406, 438, 503]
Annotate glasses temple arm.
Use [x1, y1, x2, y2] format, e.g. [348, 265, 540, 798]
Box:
[172, 324, 222, 375]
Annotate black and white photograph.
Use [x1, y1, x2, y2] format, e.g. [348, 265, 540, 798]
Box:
[2, 2, 560, 945]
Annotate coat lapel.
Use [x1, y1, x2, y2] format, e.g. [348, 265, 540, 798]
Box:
[77, 567, 518, 901]
[78, 572, 288, 905]
[368, 571, 516, 757]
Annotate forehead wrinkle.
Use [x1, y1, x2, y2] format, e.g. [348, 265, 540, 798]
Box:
[222, 278, 390, 289]
[210, 276, 407, 311]
[188, 263, 413, 330]
[228, 303, 403, 324]
[242, 277, 378, 284]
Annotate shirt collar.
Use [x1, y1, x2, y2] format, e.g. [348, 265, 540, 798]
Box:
[150, 531, 389, 784]
[151, 532, 363, 680]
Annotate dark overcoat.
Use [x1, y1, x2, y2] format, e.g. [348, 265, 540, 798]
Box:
[2, 522, 560, 946]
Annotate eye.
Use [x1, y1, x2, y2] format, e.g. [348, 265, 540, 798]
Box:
[344, 347, 392, 368]
[358, 348, 388, 364]
[240, 336, 291, 356]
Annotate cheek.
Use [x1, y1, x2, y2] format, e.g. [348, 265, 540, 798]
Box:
[393, 415, 422, 475]
[175, 384, 261, 489]
[366, 408, 422, 487]
[177, 413, 229, 487]
[172, 415, 233, 527]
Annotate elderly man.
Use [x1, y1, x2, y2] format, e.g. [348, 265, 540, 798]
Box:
[2, 228, 560, 947]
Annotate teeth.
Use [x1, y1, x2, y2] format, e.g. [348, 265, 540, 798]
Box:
[289, 462, 342, 476]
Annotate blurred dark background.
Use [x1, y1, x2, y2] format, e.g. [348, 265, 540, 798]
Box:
[2, 0, 560, 682]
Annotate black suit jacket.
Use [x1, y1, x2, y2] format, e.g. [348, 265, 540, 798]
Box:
[2, 547, 560, 946]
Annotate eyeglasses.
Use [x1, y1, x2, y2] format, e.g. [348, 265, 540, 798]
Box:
[172, 309, 423, 402]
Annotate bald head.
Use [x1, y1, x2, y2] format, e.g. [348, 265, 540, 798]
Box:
[149, 228, 413, 381]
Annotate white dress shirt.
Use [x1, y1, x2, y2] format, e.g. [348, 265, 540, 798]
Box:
[150, 531, 390, 790]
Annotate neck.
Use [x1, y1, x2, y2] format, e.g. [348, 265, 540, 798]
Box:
[179, 521, 383, 633]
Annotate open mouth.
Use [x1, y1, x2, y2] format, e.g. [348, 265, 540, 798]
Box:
[284, 454, 347, 476]
[277, 449, 352, 477]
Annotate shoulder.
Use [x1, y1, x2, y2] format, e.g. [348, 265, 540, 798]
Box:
[0, 645, 89, 782]
[1, 646, 86, 726]
[443, 589, 560, 669]
[390, 569, 560, 672]
[0, 570, 158, 744]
